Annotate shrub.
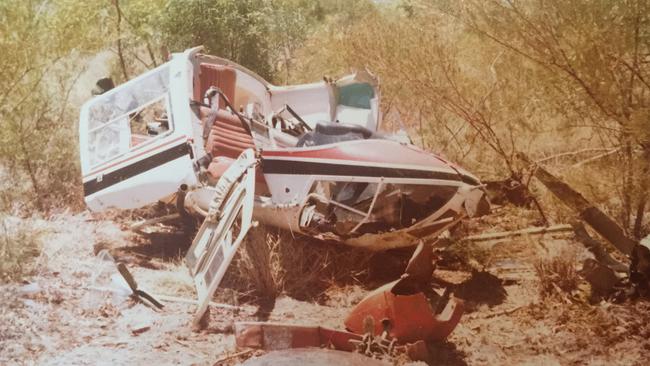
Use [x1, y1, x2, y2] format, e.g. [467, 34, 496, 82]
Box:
[534, 251, 579, 298]
[0, 216, 44, 282]
[226, 226, 372, 303]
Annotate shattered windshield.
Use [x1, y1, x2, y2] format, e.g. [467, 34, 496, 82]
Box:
[86, 64, 171, 167]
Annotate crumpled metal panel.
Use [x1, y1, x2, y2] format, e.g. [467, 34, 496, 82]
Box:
[344, 279, 464, 343]
[404, 241, 435, 283]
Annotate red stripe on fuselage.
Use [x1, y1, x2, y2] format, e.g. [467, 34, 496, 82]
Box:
[262, 140, 450, 170]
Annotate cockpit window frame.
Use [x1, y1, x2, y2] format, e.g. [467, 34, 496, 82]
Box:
[81, 63, 174, 170]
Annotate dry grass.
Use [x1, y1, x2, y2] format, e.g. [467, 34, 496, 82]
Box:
[236, 226, 279, 300]
[224, 226, 373, 303]
[443, 239, 494, 270]
[534, 250, 580, 298]
[0, 216, 44, 282]
[149, 264, 196, 298]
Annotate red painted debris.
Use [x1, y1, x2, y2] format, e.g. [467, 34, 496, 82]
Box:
[344, 279, 464, 343]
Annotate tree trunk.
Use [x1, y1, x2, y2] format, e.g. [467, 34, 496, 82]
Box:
[633, 147, 650, 239]
[113, 0, 129, 81]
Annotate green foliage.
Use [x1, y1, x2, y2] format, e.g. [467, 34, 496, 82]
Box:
[0, 0, 377, 213]
[159, 0, 294, 80]
[160, 0, 274, 79]
[156, 0, 364, 82]
[0, 1, 111, 211]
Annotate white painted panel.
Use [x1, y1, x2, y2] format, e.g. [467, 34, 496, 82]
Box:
[335, 105, 374, 130]
[80, 53, 198, 212]
[185, 149, 256, 326]
[85, 154, 197, 211]
[270, 82, 332, 127]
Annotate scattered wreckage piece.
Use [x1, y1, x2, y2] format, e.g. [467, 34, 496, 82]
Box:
[235, 242, 463, 363]
[345, 281, 462, 343]
[345, 248, 464, 343]
[518, 153, 650, 297]
[235, 322, 361, 352]
[580, 258, 621, 299]
[518, 153, 637, 255]
[348, 316, 398, 358]
[184, 149, 256, 326]
[483, 175, 534, 207]
[234, 321, 438, 364]
[630, 235, 650, 297]
[571, 221, 628, 273]
[116, 262, 164, 309]
[240, 348, 391, 366]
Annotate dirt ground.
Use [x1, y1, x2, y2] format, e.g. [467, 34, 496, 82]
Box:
[1, 208, 649, 365]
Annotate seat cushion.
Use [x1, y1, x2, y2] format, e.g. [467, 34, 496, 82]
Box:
[196, 63, 237, 103]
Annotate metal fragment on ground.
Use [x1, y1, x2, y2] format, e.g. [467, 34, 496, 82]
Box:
[345, 279, 464, 343]
[235, 322, 360, 351]
[240, 348, 391, 366]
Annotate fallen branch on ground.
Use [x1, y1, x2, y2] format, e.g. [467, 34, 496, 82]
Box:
[130, 213, 181, 232]
[152, 293, 247, 311]
[86, 286, 246, 311]
[213, 349, 255, 365]
[470, 305, 524, 322]
[465, 224, 573, 242]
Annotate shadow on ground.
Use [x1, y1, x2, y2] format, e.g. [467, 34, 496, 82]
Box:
[103, 222, 196, 269]
[453, 270, 508, 311]
[424, 341, 468, 366]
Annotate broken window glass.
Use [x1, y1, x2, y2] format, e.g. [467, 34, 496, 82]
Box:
[86, 64, 171, 167]
[127, 96, 170, 146]
[300, 181, 458, 237]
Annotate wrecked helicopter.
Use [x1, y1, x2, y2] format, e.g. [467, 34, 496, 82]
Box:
[79, 47, 490, 324]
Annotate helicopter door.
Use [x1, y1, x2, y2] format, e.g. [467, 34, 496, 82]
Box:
[79, 57, 197, 211]
[185, 149, 256, 326]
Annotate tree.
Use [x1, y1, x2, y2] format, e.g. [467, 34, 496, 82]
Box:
[159, 0, 275, 79]
[452, 0, 650, 238]
[0, 0, 110, 211]
[289, 0, 649, 235]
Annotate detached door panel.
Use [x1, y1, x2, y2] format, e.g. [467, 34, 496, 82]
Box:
[185, 149, 256, 325]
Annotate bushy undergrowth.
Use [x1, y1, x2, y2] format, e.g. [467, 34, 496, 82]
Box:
[290, 1, 649, 237]
[224, 226, 373, 303]
[534, 251, 580, 298]
[0, 216, 44, 282]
